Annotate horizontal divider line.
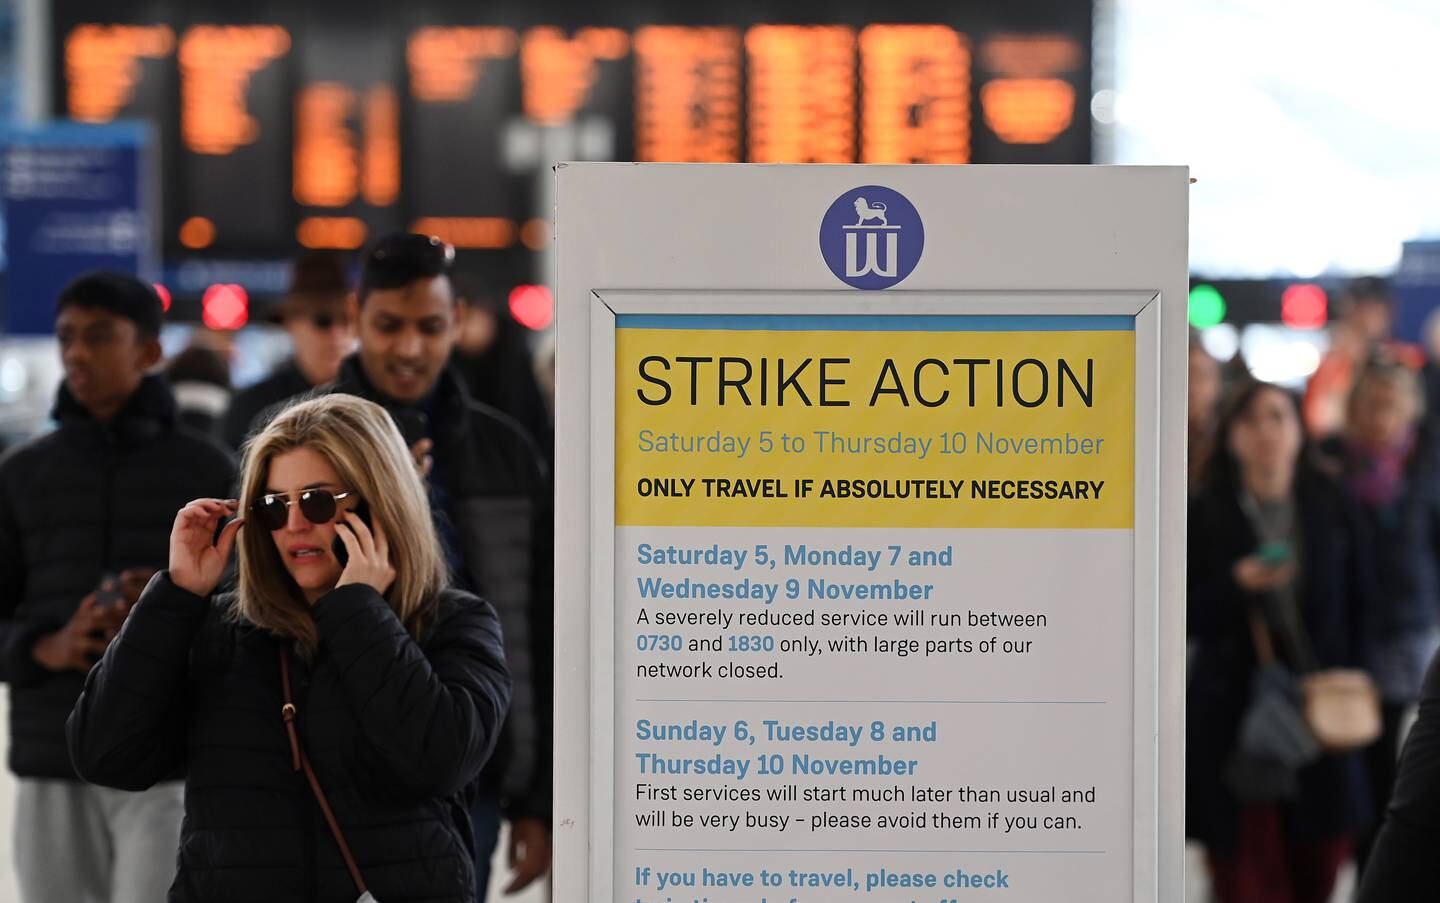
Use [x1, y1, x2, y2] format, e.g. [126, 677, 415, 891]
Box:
[635, 698, 1107, 705]
[633, 848, 1107, 854]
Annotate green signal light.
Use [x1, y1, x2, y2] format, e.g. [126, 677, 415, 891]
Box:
[1188, 284, 1227, 328]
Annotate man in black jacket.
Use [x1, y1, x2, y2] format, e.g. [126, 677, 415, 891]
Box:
[333, 233, 553, 899]
[0, 273, 236, 902]
[221, 250, 354, 451]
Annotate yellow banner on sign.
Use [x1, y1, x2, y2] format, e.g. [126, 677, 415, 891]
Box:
[615, 321, 1134, 528]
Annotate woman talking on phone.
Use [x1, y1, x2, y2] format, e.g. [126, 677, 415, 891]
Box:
[67, 394, 511, 902]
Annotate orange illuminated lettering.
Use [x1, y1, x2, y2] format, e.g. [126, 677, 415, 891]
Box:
[179, 25, 290, 155]
[859, 25, 970, 164]
[411, 217, 517, 249]
[633, 26, 741, 163]
[407, 27, 517, 103]
[297, 216, 368, 249]
[746, 25, 856, 163]
[580, 27, 630, 61]
[363, 86, 399, 205]
[521, 218, 550, 251]
[978, 34, 1081, 144]
[65, 24, 175, 122]
[293, 83, 359, 207]
[980, 79, 1075, 143]
[521, 26, 612, 126]
[981, 35, 1082, 78]
[179, 216, 215, 249]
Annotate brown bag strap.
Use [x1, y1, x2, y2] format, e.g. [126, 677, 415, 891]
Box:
[280, 649, 369, 896]
[1246, 611, 1278, 667]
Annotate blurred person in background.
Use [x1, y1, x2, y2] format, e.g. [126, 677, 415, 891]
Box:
[166, 343, 233, 439]
[450, 272, 553, 461]
[335, 233, 553, 899]
[222, 251, 354, 450]
[67, 394, 511, 902]
[1304, 278, 1395, 439]
[1324, 355, 1440, 875]
[1419, 307, 1440, 428]
[0, 273, 235, 903]
[1187, 380, 1372, 903]
[1190, 332, 1222, 492]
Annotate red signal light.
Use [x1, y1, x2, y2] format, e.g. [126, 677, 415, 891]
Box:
[508, 284, 554, 330]
[201, 283, 249, 330]
[153, 283, 171, 312]
[1281, 284, 1327, 330]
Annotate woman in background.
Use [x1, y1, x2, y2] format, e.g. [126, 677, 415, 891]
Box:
[1331, 355, 1440, 874]
[1187, 380, 1371, 903]
[1189, 333, 1223, 493]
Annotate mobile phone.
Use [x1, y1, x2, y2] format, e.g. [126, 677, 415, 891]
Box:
[333, 500, 372, 566]
[391, 409, 428, 447]
[94, 574, 125, 608]
[1256, 540, 1292, 566]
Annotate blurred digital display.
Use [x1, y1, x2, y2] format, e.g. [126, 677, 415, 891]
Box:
[859, 24, 970, 163]
[290, 27, 404, 251]
[404, 26, 521, 249]
[179, 25, 291, 252]
[65, 24, 174, 123]
[633, 26, 741, 163]
[53, 2, 1091, 270]
[746, 25, 856, 163]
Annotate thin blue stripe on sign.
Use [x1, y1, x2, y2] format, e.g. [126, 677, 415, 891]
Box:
[615, 314, 1134, 332]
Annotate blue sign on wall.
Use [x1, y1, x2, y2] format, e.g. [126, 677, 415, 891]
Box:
[0, 121, 156, 335]
[1395, 240, 1440, 346]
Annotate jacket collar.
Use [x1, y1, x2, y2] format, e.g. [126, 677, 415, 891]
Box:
[51, 372, 177, 449]
[333, 354, 470, 439]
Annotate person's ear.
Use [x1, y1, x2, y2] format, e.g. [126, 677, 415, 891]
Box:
[138, 336, 163, 371]
[444, 296, 461, 336]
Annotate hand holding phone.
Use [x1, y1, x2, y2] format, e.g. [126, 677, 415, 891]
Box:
[333, 500, 371, 566]
[333, 502, 396, 596]
[94, 574, 125, 609]
[1235, 545, 1297, 593]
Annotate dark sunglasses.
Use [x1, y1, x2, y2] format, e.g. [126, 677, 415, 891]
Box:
[251, 489, 354, 531]
[365, 233, 455, 276]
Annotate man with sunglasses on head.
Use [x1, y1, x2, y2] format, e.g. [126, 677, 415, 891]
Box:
[0, 273, 236, 902]
[330, 233, 553, 899]
[221, 250, 355, 451]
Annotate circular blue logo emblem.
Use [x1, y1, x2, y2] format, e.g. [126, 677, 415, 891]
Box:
[818, 185, 925, 290]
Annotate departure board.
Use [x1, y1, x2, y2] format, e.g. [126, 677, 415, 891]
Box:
[633, 26, 741, 163]
[405, 26, 522, 249]
[292, 26, 403, 251]
[179, 25, 291, 251]
[51, 0, 1091, 279]
[746, 25, 856, 163]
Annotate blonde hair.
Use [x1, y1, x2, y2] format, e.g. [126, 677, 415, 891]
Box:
[234, 394, 447, 656]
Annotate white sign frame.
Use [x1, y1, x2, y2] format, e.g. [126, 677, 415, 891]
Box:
[555, 164, 1188, 903]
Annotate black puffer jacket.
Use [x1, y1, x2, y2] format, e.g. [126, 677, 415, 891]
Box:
[68, 573, 511, 902]
[330, 356, 553, 822]
[221, 359, 316, 451]
[1358, 650, 1440, 902]
[1187, 473, 1373, 850]
[0, 375, 235, 778]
